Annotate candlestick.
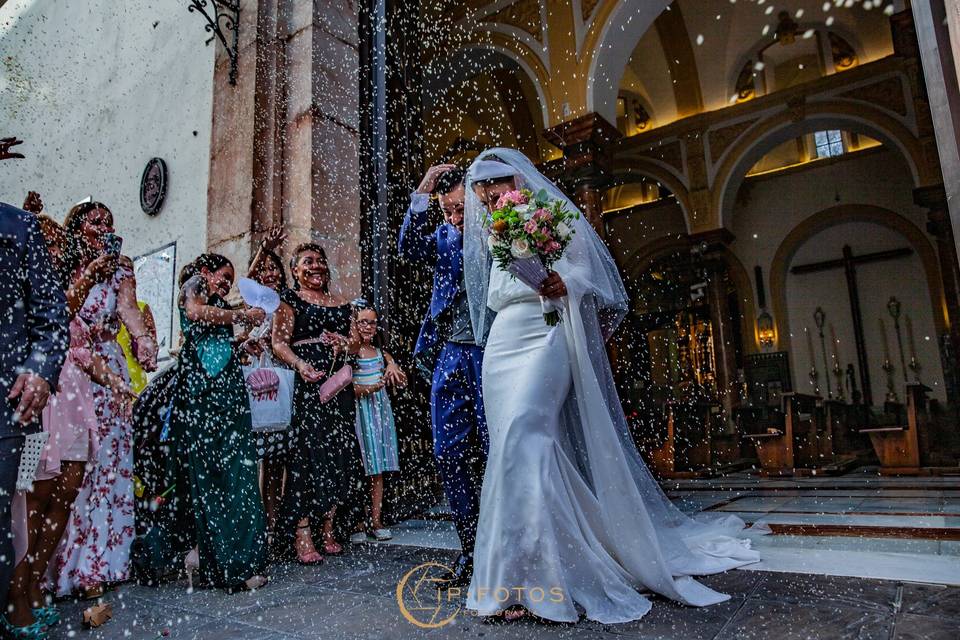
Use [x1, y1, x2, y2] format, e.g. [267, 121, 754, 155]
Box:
[879, 318, 890, 362]
[888, 297, 908, 383]
[905, 314, 917, 360]
[806, 327, 820, 395]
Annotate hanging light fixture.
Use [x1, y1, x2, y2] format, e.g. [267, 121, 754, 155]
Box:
[754, 265, 776, 350]
[757, 309, 776, 350]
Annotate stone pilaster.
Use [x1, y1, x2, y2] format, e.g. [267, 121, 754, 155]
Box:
[543, 112, 622, 234]
[916, 184, 960, 405]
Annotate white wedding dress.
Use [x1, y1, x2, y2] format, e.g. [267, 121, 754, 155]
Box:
[463, 149, 761, 624]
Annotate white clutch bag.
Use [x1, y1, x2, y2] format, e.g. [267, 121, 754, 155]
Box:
[16, 431, 49, 491]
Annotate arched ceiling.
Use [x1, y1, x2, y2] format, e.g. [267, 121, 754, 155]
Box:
[621, 0, 900, 124]
[418, 0, 905, 139]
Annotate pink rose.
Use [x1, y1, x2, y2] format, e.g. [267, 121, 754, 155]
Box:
[495, 190, 528, 209]
[546, 241, 562, 253]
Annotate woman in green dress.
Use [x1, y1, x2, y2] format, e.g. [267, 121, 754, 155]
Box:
[137, 253, 269, 591]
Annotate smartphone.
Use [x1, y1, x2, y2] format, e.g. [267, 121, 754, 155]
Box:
[103, 232, 123, 257]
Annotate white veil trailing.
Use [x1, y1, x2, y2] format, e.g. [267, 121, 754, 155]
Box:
[464, 148, 762, 610]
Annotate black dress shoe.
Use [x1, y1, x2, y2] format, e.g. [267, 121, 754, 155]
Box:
[443, 553, 473, 589]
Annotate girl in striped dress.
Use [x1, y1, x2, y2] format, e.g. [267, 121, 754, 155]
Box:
[351, 304, 407, 542]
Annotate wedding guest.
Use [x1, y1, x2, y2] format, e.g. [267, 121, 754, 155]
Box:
[7, 216, 135, 633]
[245, 228, 290, 536]
[137, 254, 268, 592]
[51, 201, 157, 600]
[272, 243, 365, 563]
[0, 201, 67, 638]
[348, 303, 406, 544]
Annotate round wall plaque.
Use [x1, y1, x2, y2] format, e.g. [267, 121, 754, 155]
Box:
[140, 157, 168, 215]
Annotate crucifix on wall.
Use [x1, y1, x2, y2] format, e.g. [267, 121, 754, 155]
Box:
[791, 244, 913, 407]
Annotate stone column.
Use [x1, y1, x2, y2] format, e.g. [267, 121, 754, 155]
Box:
[206, 0, 261, 270]
[916, 184, 960, 405]
[910, 1, 960, 260]
[280, 1, 362, 300]
[206, 0, 362, 302]
[690, 229, 739, 430]
[543, 113, 622, 235]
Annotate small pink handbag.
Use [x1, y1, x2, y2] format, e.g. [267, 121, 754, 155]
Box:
[318, 354, 353, 404]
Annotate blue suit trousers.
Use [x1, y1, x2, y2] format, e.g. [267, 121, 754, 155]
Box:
[431, 342, 488, 555]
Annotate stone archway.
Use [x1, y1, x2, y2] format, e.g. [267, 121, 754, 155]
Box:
[609, 160, 694, 232]
[585, 0, 674, 124]
[713, 101, 934, 229]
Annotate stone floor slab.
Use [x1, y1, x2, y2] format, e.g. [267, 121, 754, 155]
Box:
[714, 599, 893, 640]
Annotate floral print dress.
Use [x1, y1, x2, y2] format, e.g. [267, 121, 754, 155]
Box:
[51, 264, 135, 594]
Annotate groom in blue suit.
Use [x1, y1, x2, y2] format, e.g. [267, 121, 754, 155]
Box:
[398, 165, 488, 586]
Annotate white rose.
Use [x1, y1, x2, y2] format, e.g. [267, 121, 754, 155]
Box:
[510, 238, 533, 259]
[515, 204, 531, 219]
[487, 234, 498, 250]
[556, 222, 572, 240]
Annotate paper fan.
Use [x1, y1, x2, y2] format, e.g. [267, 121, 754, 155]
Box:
[238, 277, 281, 314]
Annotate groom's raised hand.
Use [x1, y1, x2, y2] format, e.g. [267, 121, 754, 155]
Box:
[416, 164, 458, 194]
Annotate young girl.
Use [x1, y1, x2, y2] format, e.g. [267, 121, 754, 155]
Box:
[350, 303, 407, 542]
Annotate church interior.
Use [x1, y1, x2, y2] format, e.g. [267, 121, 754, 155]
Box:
[363, 0, 960, 582]
[411, 0, 960, 478]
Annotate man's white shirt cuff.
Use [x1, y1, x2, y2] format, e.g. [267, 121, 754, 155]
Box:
[410, 192, 429, 213]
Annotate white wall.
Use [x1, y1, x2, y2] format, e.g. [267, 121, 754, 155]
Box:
[785, 222, 943, 402]
[0, 0, 215, 356]
[729, 148, 947, 401]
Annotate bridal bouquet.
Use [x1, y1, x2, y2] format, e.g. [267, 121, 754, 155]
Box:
[484, 188, 578, 325]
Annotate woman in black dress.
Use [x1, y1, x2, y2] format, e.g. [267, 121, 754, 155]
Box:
[272, 243, 365, 563]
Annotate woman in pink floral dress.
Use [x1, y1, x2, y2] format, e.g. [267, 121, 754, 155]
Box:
[50, 201, 157, 598]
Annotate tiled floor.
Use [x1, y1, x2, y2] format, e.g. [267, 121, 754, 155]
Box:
[43, 546, 960, 640]
[40, 467, 960, 639]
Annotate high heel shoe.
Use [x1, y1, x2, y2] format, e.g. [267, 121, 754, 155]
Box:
[227, 574, 269, 594]
[184, 548, 200, 592]
[0, 614, 47, 639]
[294, 525, 324, 565]
[321, 529, 343, 555]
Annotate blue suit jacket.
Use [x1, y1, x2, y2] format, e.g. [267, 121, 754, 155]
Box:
[0, 203, 68, 437]
[398, 202, 464, 366]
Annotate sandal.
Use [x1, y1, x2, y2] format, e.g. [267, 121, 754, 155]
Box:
[501, 606, 528, 622]
[294, 525, 324, 565]
[228, 575, 269, 594]
[0, 614, 47, 639]
[322, 538, 343, 555]
[31, 606, 60, 627]
[82, 603, 113, 628]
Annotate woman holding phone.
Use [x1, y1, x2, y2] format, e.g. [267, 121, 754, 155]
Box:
[50, 201, 157, 600]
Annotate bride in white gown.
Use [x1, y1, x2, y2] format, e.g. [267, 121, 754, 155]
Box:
[462, 149, 762, 624]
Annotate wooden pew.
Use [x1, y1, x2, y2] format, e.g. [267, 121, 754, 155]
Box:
[859, 383, 929, 475]
[741, 393, 852, 476]
[822, 400, 876, 464]
[647, 400, 718, 478]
